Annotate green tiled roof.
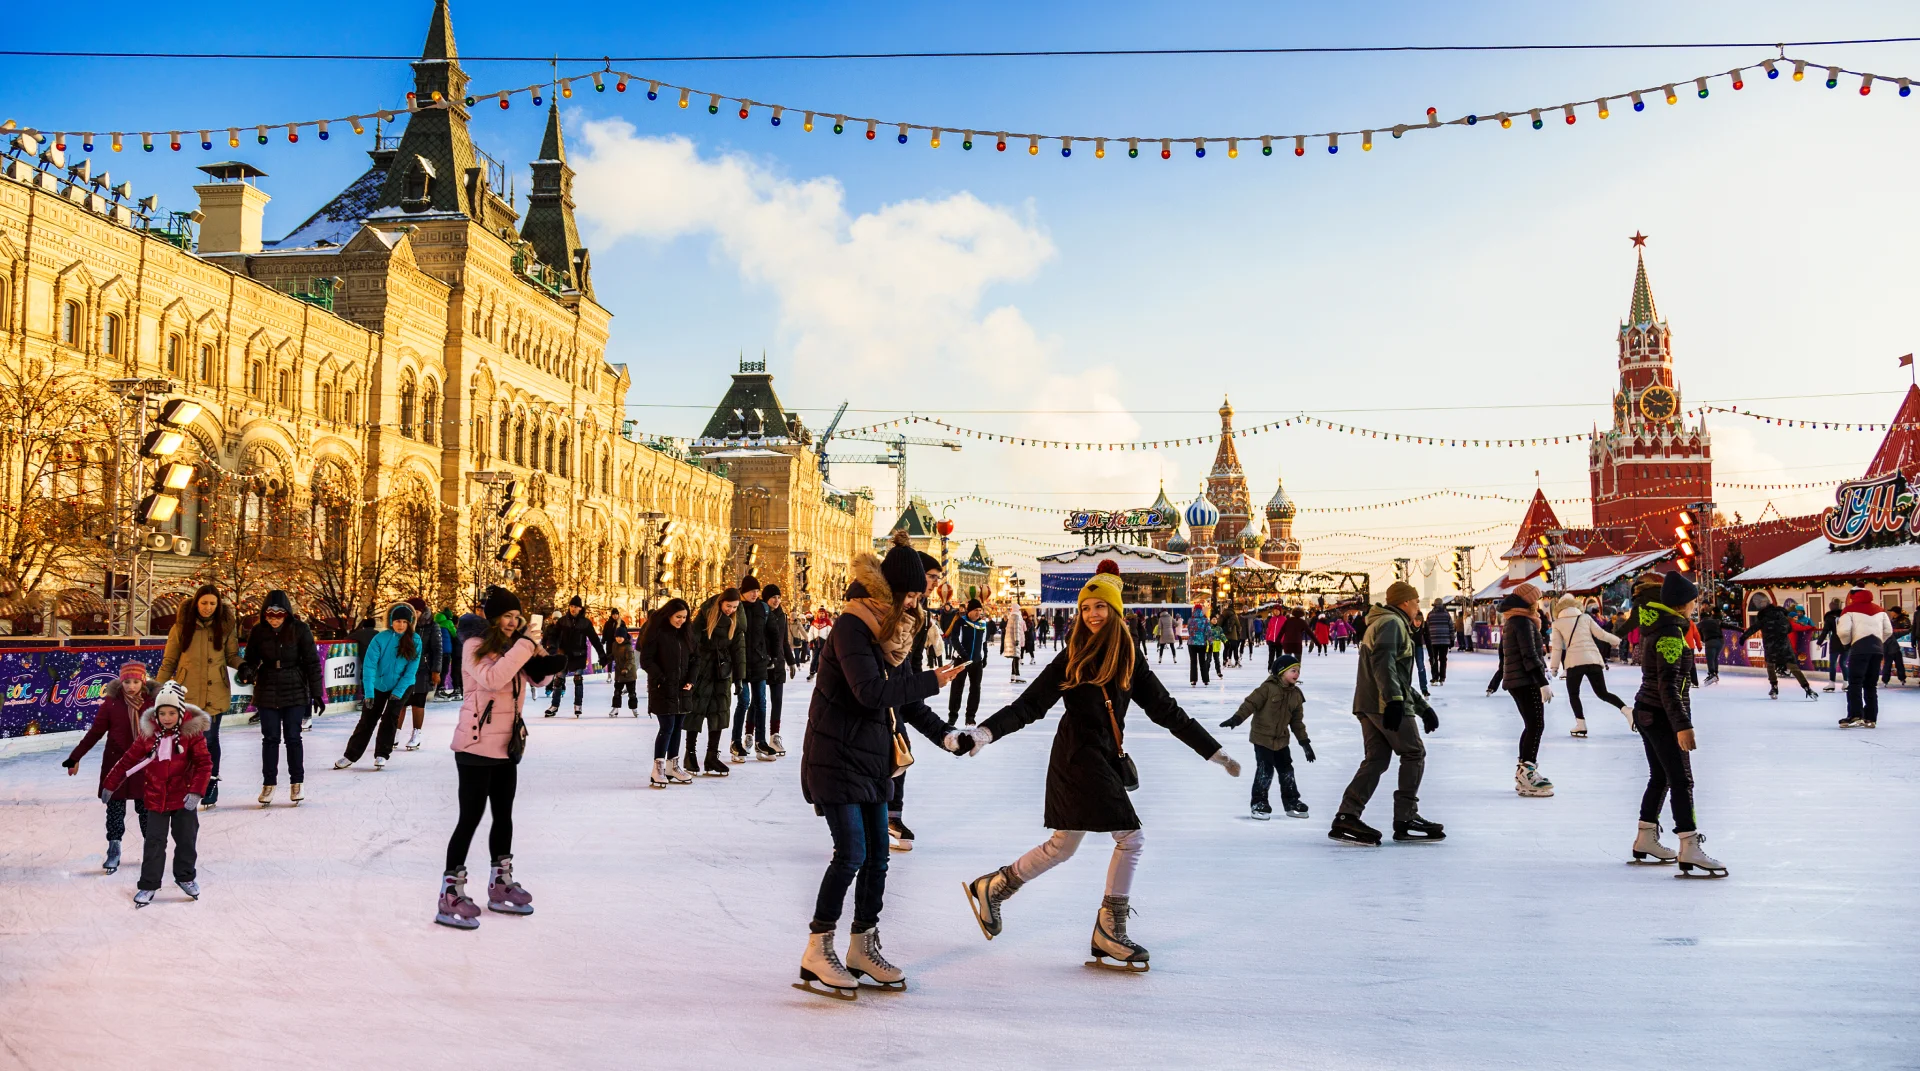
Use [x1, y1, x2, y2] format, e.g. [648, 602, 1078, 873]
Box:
[1628, 251, 1660, 325]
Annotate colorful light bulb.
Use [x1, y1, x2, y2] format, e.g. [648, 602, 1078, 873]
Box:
[678, 88, 690, 109]
[1860, 73, 1874, 95]
[1598, 100, 1610, 119]
[1425, 106, 1438, 128]
[1631, 92, 1644, 111]
[500, 96, 510, 110]
[561, 80, 572, 99]
[257, 125, 269, 143]
[1361, 130, 1371, 151]
[1391, 124, 1406, 139]
[1762, 60, 1778, 79]
[1825, 67, 1839, 89]
[930, 127, 940, 147]
[199, 130, 212, 150]
[707, 94, 720, 115]
[317, 120, 330, 141]
[111, 133, 122, 152]
[1465, 113, 1478, 125]
[865, 120, 877, 140]
[592, 72, 605, 92]
[141, 132, 153, 152]
[1499, 112, 1512, 128]
[1695, 77, 1709, 99]
[1160, 139, 1170, 159]
[739, 103, 749, 119]
[349, 118, 365, 136]
[1327, 132, 1338, 153]
[1095, 137, 1106, 158]
[772, 106, 783, 126]
[1261, 135, 1272, 154]
[286, 124, 298, 143]
[962, 128, 973, 149]
[834, 116, 846, 134]
[996, 133, 1007, 151]
[80, 133, 93, 151]
[1227, 137, 1238, 158]
[804, 111, 815, 132]
[1060, 137, 1071, 157]
[1730, 68, 1744, 90]
[1899, 78, 1912, 97]
[464, 95, 476, 106]
[898, 123, 909, 144]
[1530, 109, 1542, 129]
[1293, 135, 1304, 156]
[1792, 61, 1805, 81]
[1194, 138, 1205, 158]
[532, 91, 543, 106]
[1127, 138, 1138, 158]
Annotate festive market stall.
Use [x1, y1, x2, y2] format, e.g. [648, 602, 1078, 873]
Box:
[1732, 471, 1920, 626]
[1036, 543, 1191, 609]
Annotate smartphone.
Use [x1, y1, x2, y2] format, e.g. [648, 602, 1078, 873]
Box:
[527, 613, 544, 634]
[948, 660, 972, 671]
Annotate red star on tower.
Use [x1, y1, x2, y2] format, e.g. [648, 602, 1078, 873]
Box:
[1629, 231, 1649, 248]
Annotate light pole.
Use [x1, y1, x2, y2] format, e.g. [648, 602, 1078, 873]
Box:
[106, 378, 199, 637]
[468, 472, 526, 604]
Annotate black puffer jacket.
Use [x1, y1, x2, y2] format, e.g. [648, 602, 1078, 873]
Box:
[1739, 604, 1796, 663]
[1498, 600, 1549, 691]
[980, 648, 1220, 832]
[544, 608, 604, 672]
[737, 598, 771, 682]
[689, 600, 746, 724]
[411, 616, 442, 694]
[1633, 603, 1694, 731]
[240, 591, 323, 710]
[639, 621, 693, 715]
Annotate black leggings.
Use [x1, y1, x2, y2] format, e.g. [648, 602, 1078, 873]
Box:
[612, 680, 638, 709]
[204, 713, 223, 778]
[1565, 664, 1623, 718]
[445, 761, 517, 873]
[652, 713, 683, 760]
[1638, 717, 1696, 833]
[1511, 684, 1546, 763]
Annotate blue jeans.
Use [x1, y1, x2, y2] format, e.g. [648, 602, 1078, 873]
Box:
[256, 704, 306, 785]
[811, 800, 891, 933]
[731, 679, 768, 747]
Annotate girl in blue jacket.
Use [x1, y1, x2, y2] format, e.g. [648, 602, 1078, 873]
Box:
[335, 603, 424, 770]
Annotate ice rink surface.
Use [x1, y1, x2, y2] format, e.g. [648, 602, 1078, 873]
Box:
[2, 648, 1915, 1071]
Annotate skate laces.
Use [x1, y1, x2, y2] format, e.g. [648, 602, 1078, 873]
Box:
[819, 935, 850, 973]
[863, 930, 896, 969]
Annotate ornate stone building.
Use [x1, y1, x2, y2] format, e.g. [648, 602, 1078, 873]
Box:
[691, 358, 874, 610]
[1260, 474, 1301, 569]
[0, 0, 732, 626]
[1205, 398, 1254, 547]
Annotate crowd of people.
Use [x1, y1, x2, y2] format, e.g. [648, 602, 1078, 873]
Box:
[56, 548, 1903, 995]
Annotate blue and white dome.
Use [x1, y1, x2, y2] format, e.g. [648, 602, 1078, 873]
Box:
[1185, 486, 1220, 529]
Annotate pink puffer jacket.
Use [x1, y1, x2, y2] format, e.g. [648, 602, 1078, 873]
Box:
[452, 636, 553, 760]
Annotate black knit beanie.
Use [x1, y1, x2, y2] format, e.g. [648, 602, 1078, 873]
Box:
[483, 586, 522, 621]
[881, 531, 927, 595]
[1660, 570, 1699, 607]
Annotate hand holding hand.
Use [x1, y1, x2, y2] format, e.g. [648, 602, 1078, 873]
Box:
[1209, 750, 1242, 777]
[934, 662, 968, 687]
[1421, 709, 1440, 735]
[1677, 728, 1697, 752]
[1301, 742, 1316, 763]
[1381, 700, 1407, 732]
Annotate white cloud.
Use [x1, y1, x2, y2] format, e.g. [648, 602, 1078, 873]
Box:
[571, 120, 1172, 525]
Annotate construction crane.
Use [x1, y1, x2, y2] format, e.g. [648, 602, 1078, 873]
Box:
[813, 400, 850, 479]
[825, 432, 961, 521]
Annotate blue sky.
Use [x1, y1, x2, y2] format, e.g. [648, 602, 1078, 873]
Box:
[9, 1, 1919, 587]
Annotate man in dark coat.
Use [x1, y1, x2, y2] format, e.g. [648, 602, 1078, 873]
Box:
[542, 596, 605, 717]
[1740, 595, 1815, 699]
[1332, 581, 1442, 845]
[731, 575, 774, 760]
[1425, 599, 1454, 684]
[763, 584, 793, 755]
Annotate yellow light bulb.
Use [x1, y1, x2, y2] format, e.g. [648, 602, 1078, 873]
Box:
[1500, 116, 1512, 128]
[1095, 146, 1105, 158]
[930, 135, 940, 148]
[1598, 104, 1610, 119]
[1228, 146, 1238, 158]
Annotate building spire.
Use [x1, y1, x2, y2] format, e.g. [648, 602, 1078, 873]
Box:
[373, 0, 487, 219]
[421, 0, 458, 60]
[1627, 232, 1659, 325]
[537, 100, 566, 161]
[520, 102, 590, 296]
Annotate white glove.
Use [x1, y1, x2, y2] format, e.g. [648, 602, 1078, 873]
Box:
[1208, 750, 1242, 777]
[1541, 685, 1556, 704]
[969, 726, 994, 756]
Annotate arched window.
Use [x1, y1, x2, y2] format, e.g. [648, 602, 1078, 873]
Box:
[101, 313, 121, 357]
[558, 434, 570, 478]
[319, 380, 333, 421]
[61, 300, 81, 345]
[165, 334, 181, 373]
[342, 389, 356, 425]
[598, 542, 609, 583]
[513, 416, 526, 466]
[498, 411, 511, 458]
[617, 546, 627, 584]
[199, 343, 213, 382]
[471, 309, 482, 335]
[0, 277, 10, 331]
[543, 428, 555, 472]
[422, 382, 439, 445]
[398, 373, 417, 438]
[248, 360, 264, 398]
[601, 450, 611, 492]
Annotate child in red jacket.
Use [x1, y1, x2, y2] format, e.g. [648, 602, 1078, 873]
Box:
[62, 661, 156, 873]
[104, 681, 213, 907]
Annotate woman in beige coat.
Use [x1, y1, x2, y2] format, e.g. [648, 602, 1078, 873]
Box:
[158, 584, 239, 808]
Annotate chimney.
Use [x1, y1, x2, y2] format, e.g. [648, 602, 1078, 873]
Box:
[192, 161, 270, 254]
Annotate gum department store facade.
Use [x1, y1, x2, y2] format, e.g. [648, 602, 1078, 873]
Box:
[0, 1, 872, 628]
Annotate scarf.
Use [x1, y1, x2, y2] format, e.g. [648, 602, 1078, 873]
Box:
[845, 599, 917, 667]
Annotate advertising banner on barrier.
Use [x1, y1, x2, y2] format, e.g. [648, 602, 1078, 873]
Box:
[0, 642, 360, 740]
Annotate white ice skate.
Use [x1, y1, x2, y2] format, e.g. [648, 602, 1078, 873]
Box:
[289, 783, 304, 804]
[258, 784, 274, 805]
[664, 758, 693, 784]
[794, 931, 858, 1001]
[770, 733, 786, 756]
[373, 756, 387, 770]
[845, 927, 906, 991]
[404, 732, 421, 751]
[1088, 895, 1149, 972]
[648, 759, 669, 789]
[1630, 820, 1678, 864]
[1515, 762, 1554, 797]
[1675, 831, 1728, 878]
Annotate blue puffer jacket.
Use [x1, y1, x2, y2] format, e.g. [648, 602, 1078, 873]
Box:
[361, 604, 424, 699]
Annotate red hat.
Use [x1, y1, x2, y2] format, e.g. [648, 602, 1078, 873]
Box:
[119, 661, 149, 680]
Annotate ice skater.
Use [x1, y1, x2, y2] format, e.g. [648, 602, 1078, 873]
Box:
[1497, 584, 1556, 797]
[794, 535, 968, 999]
[237, 591, 324, 804]
[1836, 588, 1892, 728]
[1549, 594, 1628, 738]
[1628, 572, 1726, 877]
[334, 604, 422, 770]
[399, 596, 442, 749]
[543, 596, 606, 718]
[1739, 594, 1818, 701]
[1219, 653, 1313, 819]
[103, 682, 212, 907]
[638, 598, 695, 787]
[958, 561, 1240, 972]
[1330, 581, 1443, 846]
[685, 589, 743, 776]
[62, 661, 156, 872]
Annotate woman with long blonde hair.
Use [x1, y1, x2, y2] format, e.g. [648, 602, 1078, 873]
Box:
[684, 588, 744, 777]
[957, 560, 1240, 971]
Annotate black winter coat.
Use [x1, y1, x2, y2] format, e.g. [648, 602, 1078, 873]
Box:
[1499, 611, 1549, 691]
[411, 619, 442, 694]
[545, 610, 603, 672]
[241, 618, 324, 709]
[639, 623, 693, 715]
[689, 607, 746, 723]
[738, 599, 771, 682]
[800, 610, 947, 806]
[979, 650, 1220, 833]
[1740, 604, 1796, 663]
[1632, 605, 1694, 731]
[765, 606, 791, 678]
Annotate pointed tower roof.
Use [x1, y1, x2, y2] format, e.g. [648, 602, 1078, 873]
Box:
[698, 355, 796, 441]
[1209, 395, 1244, 476]
[1866, 383, 1920, 480]
[421, 0, 457, 60]
[373, 0, 490, 220]
[1626, 234, 1661, 326]
[1265, 473, 1296, 518]
[1502, 489, 1566, 559]
[521, 103, 591, 296]
[1150, 480, 1175, 515]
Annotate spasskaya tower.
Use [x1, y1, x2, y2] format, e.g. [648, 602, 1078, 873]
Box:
[1587, 234, 1713, 552]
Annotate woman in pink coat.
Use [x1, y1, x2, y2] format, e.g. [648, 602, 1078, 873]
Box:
[436, 586, 564, 930]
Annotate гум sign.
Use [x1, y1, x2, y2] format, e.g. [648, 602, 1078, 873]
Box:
[1822, 473, 1918, 548]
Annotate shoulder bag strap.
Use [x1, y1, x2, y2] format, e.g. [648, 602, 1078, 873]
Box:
[1102, 688, 1126, 757]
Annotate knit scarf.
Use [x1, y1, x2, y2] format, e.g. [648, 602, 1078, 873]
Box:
[846, 599, 917, 667]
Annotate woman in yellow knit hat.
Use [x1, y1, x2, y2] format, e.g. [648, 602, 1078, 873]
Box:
[954, 560, 1241, 972]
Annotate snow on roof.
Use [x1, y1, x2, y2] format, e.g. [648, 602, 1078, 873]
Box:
[1731, 534, 1920, 585]
[1473, 549, 1671, 601]
[698, 448, 787, 458]
[1036, 542, 1189, 570]
[266, 167, 385, 251]
[1198, 554, 1281, 576]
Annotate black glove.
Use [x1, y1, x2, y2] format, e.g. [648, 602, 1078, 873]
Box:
[1302, 742, 1316, 763]
[1381, 700, 1406, 732]
[951, 733, 974, 756]
[1218, 717, 1236, 729]
[236, 665, 256, 686]
[1421, 709, 1440, 734]
[311, 698, 326, 717]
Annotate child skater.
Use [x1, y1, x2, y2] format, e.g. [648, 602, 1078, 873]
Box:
[102, 681, 212, 906]
[956, 561, 1241, 972]
[1220, 653, 1314, 820]
[63, 661, 156, 872]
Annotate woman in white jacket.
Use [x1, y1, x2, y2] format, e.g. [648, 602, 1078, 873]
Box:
[1835, 588, 1894, 727]
[1549, 595, 1629, 738]
[1002, 604, 1029, 683]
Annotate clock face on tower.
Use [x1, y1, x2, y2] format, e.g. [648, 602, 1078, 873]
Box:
[1638, 385, 1678, 422]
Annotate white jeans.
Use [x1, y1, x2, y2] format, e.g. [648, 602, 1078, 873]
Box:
[1010, 828, 1145, 897]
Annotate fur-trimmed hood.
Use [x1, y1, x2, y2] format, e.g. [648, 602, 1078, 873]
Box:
[137, 701, 211, 738]
[846, 551, 892, 604]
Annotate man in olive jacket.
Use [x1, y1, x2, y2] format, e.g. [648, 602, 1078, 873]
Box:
[1333, 582, 1444, 845]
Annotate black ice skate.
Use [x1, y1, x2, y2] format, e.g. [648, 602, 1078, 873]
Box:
[1087, 895, 1149, 973]
[1393, 815, 1446, 842]
[1328, 812, 1382, 846]
[962, 866, 1022, 940]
